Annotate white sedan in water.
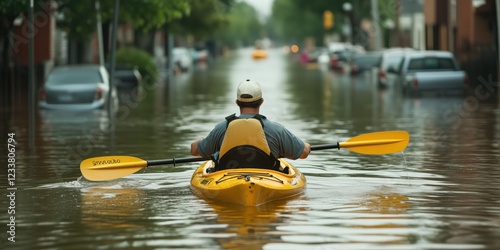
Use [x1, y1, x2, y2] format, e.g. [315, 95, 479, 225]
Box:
[172, 47, 193, 72]
[39, 65, 117, 110]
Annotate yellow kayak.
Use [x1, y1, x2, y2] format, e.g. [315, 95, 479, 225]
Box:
[190, 159, 306, 206]
[252, 49, 268, 59]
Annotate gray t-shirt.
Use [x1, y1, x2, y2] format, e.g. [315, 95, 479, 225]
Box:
[197, 114, 305, 160]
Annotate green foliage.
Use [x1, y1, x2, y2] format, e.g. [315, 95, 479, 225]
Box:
[214, 1, 263, 48]
[57, 0, 190, 39]
[0, 0, 52, 32]
[171, 0, 230, 40]
[115, 47, 157, 85]
[270, 0, 397, 46]
[57, 1, 100, 39]
[118, 0, 190, 32]
[272, 0, 323, 43]
[0, 0, 27, 15]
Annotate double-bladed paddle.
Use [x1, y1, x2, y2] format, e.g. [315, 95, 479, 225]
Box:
[80, 130, 409, 181]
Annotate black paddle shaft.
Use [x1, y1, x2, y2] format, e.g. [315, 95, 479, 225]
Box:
[145, 144, 340, 167]
[311, 143, 340, 151]
[147, 156, 210, 166]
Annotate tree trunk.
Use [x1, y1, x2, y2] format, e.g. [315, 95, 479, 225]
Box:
[163, 24, 170, 58]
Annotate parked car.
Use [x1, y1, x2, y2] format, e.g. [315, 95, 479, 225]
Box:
[189, 48, 209, 63]
[394, 50, 468, 96]
[371, 47, 415, 88]
[350, 52, 382, 75]
[330, 48, 359, 71]
[106, 63, 142, 89]
[172, 47, 193, 72]
[39, 65, 117, 110]
[328, 43, 365, 71]
[306, 47, 330, 64]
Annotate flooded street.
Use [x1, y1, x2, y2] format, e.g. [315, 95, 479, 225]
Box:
[2, 47, 500, 249]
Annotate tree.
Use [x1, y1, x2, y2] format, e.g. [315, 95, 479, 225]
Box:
[270, 0, 396, 48]
[272, 0, 321, 44]
[118, 0, 190, 32]
[0, 0, 50, 76]
[55, 0, 190, 57]
[171, 0, 232, 41]
[213, 1, 263, 48]
[0, 0, 56, 109]
[55, 0, 190, 39]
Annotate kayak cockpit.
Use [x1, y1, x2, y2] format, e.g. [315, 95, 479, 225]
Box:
[190, 159, 306, 206]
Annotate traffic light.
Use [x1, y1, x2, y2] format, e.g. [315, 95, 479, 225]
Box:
[323, 10, 334, 30]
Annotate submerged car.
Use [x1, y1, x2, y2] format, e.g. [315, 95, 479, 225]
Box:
[39, 65, 117, 110]
[372, 48, 415, 88]
[172, 47, 193, 72]
[106, 63, 142, 89]
[329, 44, 365, 71]
[395, 50, 468, 96]
[350, 52, 382, 75]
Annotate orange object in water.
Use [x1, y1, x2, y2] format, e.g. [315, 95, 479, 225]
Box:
[252, 49, 268, 59]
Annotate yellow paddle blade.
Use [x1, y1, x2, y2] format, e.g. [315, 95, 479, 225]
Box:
[80, 156, 147, 181]
[339, 130, 409, 155]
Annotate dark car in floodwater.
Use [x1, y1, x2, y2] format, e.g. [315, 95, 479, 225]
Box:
[107, 63, 143, 89]
[350, 52, 382, 75]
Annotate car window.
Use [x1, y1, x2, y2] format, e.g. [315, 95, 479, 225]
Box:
[47, 68, 103, 85]
[438, 58, 455, 69]
[408, 57, 456, 71]
[354, 55, 380, 66]
[382, 55, 403, 69]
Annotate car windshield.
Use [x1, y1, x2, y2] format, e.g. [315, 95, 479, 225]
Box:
[46, 68, 103, 85]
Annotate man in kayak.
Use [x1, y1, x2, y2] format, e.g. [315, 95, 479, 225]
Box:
[190, 79, 311, 172]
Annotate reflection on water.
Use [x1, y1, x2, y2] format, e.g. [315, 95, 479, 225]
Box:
[81, 186, 144, 232]
[202, 199, 300, 250]
[358, 192, 411, 214]
[272, 192, 414, 248]
[1, 47, 499, 249]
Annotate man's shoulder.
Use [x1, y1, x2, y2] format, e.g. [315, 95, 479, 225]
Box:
[262, 118, 286, 130]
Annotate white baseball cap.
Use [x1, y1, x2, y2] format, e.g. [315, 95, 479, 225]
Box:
[237, 79, 262, 102]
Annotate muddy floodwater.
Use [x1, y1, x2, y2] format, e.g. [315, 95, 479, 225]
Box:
[1, 47, 500, 249]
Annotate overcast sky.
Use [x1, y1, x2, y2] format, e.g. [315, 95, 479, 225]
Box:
[242, 0, 274, 18]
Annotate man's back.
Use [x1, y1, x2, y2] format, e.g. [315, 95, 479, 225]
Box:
[196, 114, 305, 160]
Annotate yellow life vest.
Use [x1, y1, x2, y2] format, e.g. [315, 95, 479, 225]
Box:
[216, 114, 278, 171]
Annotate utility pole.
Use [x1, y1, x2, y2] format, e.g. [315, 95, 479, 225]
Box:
[394, 0, 401, 47]
[371, 0, 382, 50]
[108, 0, 120, 113]
[96, 0, 104, 66]
[496, 0, 500, 101]
[448, 0, 454, 53]
[28, 0, 35, 151]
